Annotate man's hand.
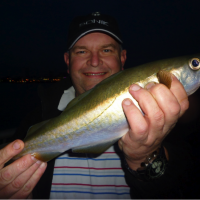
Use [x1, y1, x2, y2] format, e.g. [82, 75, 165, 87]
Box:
[119, 75, 189, 170]
[0, 140, 47, 199]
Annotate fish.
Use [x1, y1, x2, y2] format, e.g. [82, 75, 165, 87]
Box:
[13, 54, 200, 162]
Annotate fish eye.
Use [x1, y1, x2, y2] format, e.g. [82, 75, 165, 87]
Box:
[189, 58, 200, 70]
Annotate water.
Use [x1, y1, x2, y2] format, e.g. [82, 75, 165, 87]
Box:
[0, 83, 54, 131]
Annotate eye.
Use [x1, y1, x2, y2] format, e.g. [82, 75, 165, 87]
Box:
[103, 49, 111, 52]
[77, 50, 85, 54]
[189, 58, 200, 70]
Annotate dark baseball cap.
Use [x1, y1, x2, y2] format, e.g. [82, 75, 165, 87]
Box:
[67, 12, 123, 50]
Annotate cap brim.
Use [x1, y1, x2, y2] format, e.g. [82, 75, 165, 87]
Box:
[68, 28, 123, 50]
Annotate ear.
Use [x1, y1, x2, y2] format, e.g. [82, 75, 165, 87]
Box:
[120, 49, 127, 70]
[64, 52, 70, 73]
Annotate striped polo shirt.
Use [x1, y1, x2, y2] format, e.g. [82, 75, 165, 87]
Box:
[50, 86, 131, 199]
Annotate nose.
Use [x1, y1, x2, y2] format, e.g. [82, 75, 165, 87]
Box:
[87, 52, 103, 67]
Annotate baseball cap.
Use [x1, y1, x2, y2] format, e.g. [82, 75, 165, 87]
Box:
[67, 12, 123, 50]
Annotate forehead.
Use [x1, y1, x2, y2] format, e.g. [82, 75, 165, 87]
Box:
[72, 32, 119, 48]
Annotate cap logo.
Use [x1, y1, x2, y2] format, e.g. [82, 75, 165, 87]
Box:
[79, 19, 109, 27]
[92, 12, 101, 16]
[92, 12, 100, 16]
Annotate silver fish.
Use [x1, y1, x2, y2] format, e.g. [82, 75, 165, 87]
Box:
[13, 54, 200, 162]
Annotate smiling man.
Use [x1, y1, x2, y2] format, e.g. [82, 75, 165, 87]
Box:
[0, 12, 195, 199]
[64, 32, 126, 96]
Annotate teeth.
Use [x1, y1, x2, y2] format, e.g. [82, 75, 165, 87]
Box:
[85, 73, 106, 76]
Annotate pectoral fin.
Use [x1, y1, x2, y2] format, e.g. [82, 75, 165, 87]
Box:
[72, 139, 119, 154]
[157, 70, 172, 89]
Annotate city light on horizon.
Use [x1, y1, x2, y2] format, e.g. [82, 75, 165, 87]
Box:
[0, 76, 69, 83]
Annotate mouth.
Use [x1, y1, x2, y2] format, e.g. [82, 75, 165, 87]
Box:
[84, 72, 107, 76]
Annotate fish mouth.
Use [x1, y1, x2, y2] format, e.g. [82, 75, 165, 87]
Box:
[84, 72, 107, 76]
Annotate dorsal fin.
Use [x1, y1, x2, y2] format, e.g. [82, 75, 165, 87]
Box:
[24, 119, 50, 139]
[64, 89, 92, 112]
[63, 71, 123, 113]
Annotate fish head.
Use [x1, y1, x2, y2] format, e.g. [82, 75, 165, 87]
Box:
[172, 55, 200, 96]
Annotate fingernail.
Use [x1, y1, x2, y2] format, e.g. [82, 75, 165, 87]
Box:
[145, 82, 156, 90]
[40, 162, 46, 168]
[31, 155, 41, 164]
[13, 141, 20, 150]
[36, 160, 42, 165]
[130, 84, 141, 91]
[31, 155, 37, 161]
[123, 99, 131, 106]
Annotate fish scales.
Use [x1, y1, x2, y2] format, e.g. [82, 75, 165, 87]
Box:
[12, 54, 200, 161]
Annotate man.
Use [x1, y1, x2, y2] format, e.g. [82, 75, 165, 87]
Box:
[0, 12, 194, 198]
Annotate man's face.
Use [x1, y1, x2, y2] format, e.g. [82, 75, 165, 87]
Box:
[64, 32, 127, 96]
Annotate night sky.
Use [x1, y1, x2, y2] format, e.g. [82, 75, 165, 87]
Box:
[1, 0, 200, 78]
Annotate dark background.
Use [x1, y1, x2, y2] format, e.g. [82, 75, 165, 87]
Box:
[1, 0, 200, 78]
[1, 1, 200, 197]
[1, 1, 200, 145]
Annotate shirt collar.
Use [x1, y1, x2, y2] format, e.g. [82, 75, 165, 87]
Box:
[57, 86, 75, 111]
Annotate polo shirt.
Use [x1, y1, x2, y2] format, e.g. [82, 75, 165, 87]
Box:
[50, 86, 131, 199]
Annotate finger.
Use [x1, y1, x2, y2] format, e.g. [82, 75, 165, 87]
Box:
[170, 75, 189, 117]
[120, 96, 146, 158]
[127, 84, 165, 139]
[10, 162, 47, 199]
[122, 96, 148, 142]
[146, 81, 180, 134]
[0, 154, 37, 190]
[0, 140, 24, 169]
[0, 158, 43, 198]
